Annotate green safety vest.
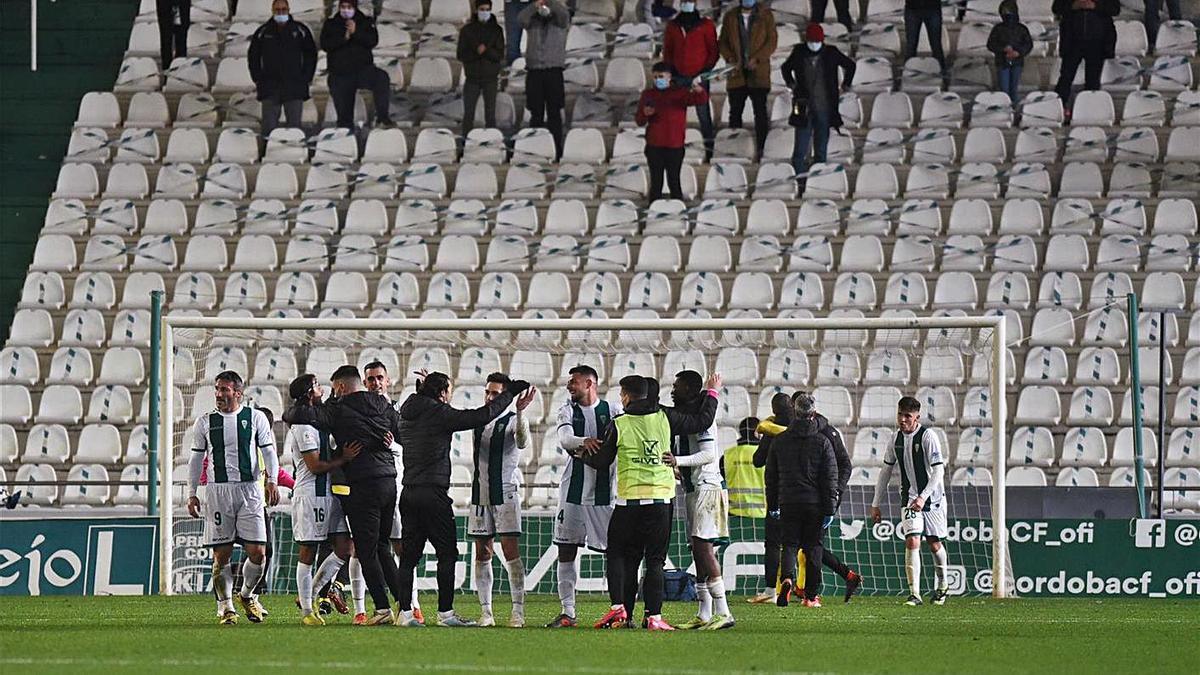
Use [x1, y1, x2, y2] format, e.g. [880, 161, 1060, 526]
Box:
[614, 411, 675, 501]
[725, 442, 766, 518]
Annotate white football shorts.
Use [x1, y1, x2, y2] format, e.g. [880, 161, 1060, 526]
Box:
[202, 481, 266, 546]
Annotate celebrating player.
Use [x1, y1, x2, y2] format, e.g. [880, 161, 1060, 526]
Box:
[545, 364, 620, 628]
[871, 396, 950, 606]
[665, 370, 735, 630]
[285, 374, 363, 626]
[469, 373, 536, 627]
[363, 360, 424, 624]
[186, 371, 280, 625]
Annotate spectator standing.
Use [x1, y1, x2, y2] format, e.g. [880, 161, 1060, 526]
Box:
[1052, 0, 1119, 113]
[636, 63, 710, 203]
[321, 0, 396, 129]
[811, 0, 853, 31]
[519, 0, 570, 159]
[904, 0, 947, 73]
[781, 24, 855, 176]
[718, 0, 777, 158]
[248, 0, 318, 136]
[1145, 0, 1182, 51]
[505, 0, 532, 64]
[765, 393, 837, 608]
[458, 0, 506, 136]
[663, 2, 720, 159]
[156, 0, 190, 68]
[986, 0, 1033, 103]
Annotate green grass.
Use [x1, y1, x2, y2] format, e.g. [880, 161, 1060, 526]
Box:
[1, 595, 1197, 674]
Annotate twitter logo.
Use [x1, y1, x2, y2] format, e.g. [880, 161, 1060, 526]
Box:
[839, 520, 864, 540]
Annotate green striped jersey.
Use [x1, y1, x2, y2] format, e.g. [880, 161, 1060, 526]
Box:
[471, 411, 530, 506]
[556, 398, 622, 506]
[287, 423, 335, 498]
[673, 422, 724, 493]
[883, 425, 945, 507]
[190, 405, 275, 484]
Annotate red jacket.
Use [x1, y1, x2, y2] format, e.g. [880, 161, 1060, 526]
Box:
[662, 18, 719, 78]
[636, 86, 710, 149]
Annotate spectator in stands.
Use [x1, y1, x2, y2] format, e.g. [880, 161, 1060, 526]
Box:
[505, 0, 531, 65]
[986, 0, 1033, 103]
[519, 0, 570, 160]
[1052, 0, 1119, 115]
[782, 24, 855, 176]
[636, 62, 710, 203]
[811, 0, 854, 31]
[904, 0, 947, 74]
[1145, 0, 1182, 52]
[321, 0, 396, 129]
[156, 0, 190, 68]
[248, 0, 318, 136]
[662, 2, 720, 159]
[646, 0, 680, 32]
[718, 0, 778, 159]
[458, 0, 506, 137]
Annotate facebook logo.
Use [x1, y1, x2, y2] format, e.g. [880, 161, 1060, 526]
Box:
[1132, 519, 1166, 548]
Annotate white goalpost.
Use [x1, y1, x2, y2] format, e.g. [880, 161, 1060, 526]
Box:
[155, 314, 1010, 599]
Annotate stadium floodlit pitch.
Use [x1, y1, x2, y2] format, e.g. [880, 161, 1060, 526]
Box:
[2, 595, 1197, 673]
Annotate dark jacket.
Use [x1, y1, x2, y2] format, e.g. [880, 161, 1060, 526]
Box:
[583, 394, 719, 469]
[1052, 0, 1118, 59]
[781, 44, 856, 128]
[812, 413, 851, 506]
[283, 391, 401, 484]
[248, 17, 318, 102]
[320, 9, 379, 75]
[765, 415, 837, 515]
[986, 0, 1034, 67]
[396, 390, 515, 489]
[717, 4, 777, 89]
[457, 14, 506, 82]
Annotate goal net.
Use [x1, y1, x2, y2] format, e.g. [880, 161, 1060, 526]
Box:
[156, 314, 1012, 600]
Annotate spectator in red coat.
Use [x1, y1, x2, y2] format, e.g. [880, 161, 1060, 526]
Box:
[662, 3, 719, 158]
[636, 62, 710, 203]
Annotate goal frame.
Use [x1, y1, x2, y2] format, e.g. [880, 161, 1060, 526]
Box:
[154, 314, 1009, 598]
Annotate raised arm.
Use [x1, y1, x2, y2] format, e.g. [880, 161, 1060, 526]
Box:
[435, 388, 519, 432]
[663, 390, 718, 436]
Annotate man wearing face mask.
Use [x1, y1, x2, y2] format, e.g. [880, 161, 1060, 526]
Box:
[320, 0, 396, 129]
[718, 0, 777, 159]
[249, 0, 318, 136]
[393, 371, 530, 627]
[636, 62, 710, 203]
[519, 0, 570, 160]
[986, 0, 1033, 103]
[458, 0, 506, 137]
[662, 2, 719, 160]
[782, 23, 855, 176]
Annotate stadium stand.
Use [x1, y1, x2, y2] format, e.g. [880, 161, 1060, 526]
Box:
[0, 0, 1198, 513]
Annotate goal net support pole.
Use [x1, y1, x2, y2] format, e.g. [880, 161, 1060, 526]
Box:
[155, 314, 1009, 598]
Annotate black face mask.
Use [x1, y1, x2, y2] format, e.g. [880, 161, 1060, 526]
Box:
[1002, 12, 1017, 24]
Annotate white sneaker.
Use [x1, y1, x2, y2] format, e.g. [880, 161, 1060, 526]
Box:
[436, 613, 478, 628]
[509, 612, 525, 628]
[479, 611, 496, 627]
[747, 590, 776, 604]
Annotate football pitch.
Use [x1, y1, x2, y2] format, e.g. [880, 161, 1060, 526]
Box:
[2, 595, 1197, 674]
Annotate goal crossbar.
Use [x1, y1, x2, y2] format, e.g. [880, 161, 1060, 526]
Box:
[155, 314, 1009, 598]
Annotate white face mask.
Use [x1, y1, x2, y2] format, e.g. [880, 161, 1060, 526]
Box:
[339, 8, 355, 19]
[807, 41, 822, 51]
[537, 4, 550, 15]
[273, 12, 289, 23]
[680, 1, 696, 11]
[477, 10, 492, 21]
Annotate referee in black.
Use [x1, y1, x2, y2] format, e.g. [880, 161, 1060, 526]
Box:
[765, 393, 837, 608]
[393, 370, 529, 627]
[282, 365, 406, 625]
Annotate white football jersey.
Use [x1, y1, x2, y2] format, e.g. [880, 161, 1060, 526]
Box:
[556, 398, 623, 506]
[190, 405, 275, 484]
[883, 425, 946, 506]
[675, 422, 723, 493]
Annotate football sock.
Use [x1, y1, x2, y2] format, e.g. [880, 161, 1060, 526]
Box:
[505, 558, 526, 613]
[932, 546, 948, 590]
[213, 560, 234, 613]
[297, 562, 314, 614]
[437, 610, 456, 620]
[709, 577, 730, 617]
[312, 554, 346, 599]
[411, 584, 421, 610]
[557, 560, 577, 617]
[906, 548, 921, 597]
[348, 557, 366, 614]
[475, 559, 494, 612]
[695, 580, 712, 621]
[240, 559, 265, 599]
